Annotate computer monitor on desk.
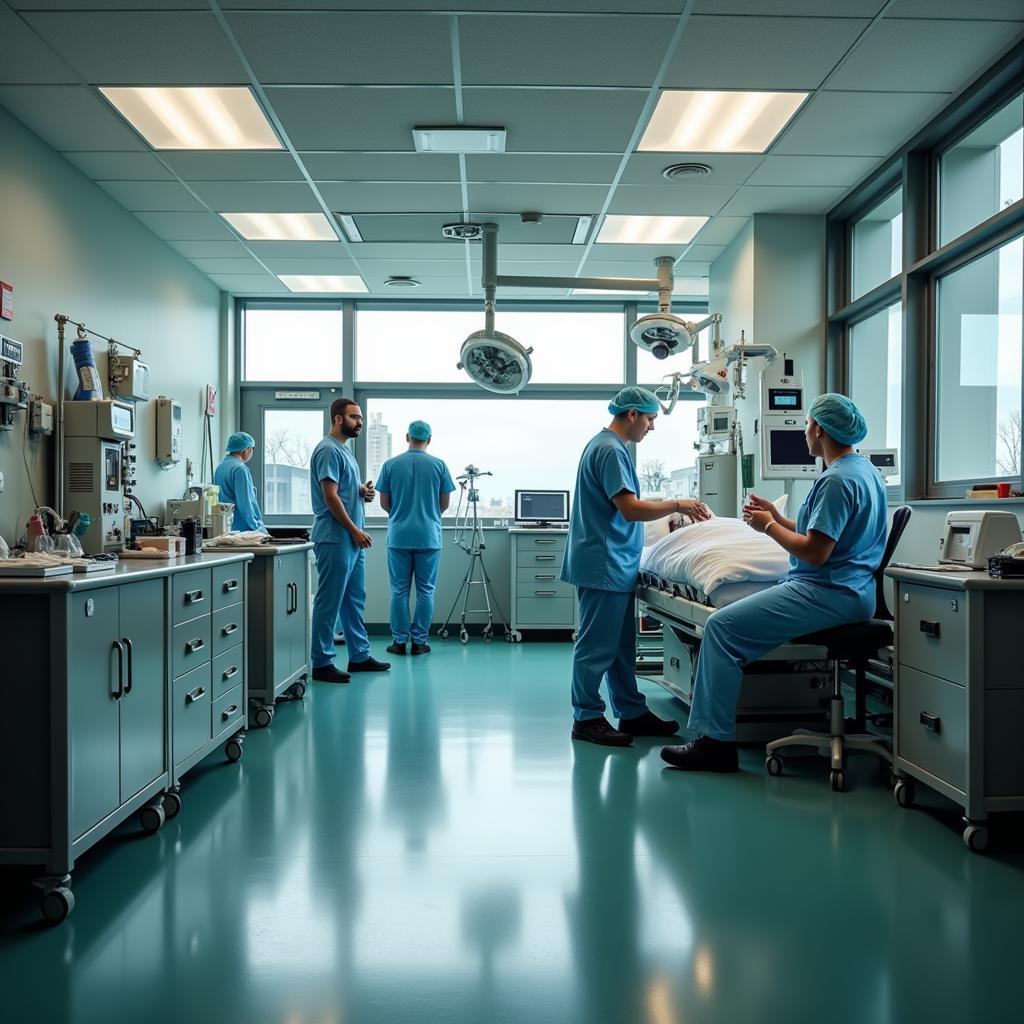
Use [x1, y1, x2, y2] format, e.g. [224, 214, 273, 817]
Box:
[515, 489, 569, 527]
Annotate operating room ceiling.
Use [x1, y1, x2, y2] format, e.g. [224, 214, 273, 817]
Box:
[0, 0, 1022, 299]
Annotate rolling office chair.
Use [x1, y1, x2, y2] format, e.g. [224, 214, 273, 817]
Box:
[764, 506, 912, 791]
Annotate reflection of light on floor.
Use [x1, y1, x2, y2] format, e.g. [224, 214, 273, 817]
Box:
[693, 944, 715, 998]
[645, 974, 678, 1024]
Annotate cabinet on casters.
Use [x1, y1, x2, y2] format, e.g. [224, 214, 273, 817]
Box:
[508, 529, 577, 642]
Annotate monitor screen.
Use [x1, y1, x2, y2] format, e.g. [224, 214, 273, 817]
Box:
[768, 388, 802, 411]
[768, 429, 816, 467]
[515, 490, 569, 523]
[869, 452, 896, 469]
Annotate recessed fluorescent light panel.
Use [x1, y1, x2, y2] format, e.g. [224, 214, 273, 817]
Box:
[639, 90, 807, 153]
[596, 215, 708, 245]
[221, 212, 339, 242]
[413, 126, 506, 153]
[571, 216, 593, 245]
[100, 87, 281, 150]
[278, 275, 369, 293]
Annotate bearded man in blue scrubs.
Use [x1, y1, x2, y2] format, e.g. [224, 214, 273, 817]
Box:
[661, 393, 887, 772]
[308, 397, 391, 684]
[375, 420, 456, 657]
[562, 387, 713, 747]
[213, 432, 266, 533]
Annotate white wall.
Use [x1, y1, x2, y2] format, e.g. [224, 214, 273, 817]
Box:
[0, 104, 223, 546]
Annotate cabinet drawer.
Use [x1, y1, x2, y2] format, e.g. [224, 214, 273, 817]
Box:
[517, 550, 565, 568]
[212, 563, 244, 610]
[516, 533, 567, 551]
[172, 569, 212, 625]
[173, 663, 212, 766]
[896, 583, 966, 685]
[212, 683, 245, 738]
[211, 646, 244, 700]
[212, 604, 244, 658]
[517, 575, 575, 600]
[517, 596, 574, 625]
[896, 666, 966, 793]
[172, 616, 212, 678]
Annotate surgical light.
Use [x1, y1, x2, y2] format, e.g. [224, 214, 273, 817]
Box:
[457, 330, 533, 395]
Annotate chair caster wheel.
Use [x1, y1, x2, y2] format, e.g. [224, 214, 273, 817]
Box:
[163, 791, 182, 820]
[225, 737, 244, 763]
[139, 803, 166, 835]
[41, 886, 75, 924]
[254, 705, 274, 728]
[289, 680, 307, 700]
[765, 754, 783, 776]
[440, 629, 449, 640]
[963, 823, 989, 853]
[893, 779, 915, 808]
[829, 768, 846, 792]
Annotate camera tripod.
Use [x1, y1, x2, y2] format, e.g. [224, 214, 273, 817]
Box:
[437, 465, 511, 644]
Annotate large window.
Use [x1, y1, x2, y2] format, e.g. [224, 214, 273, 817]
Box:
[940, 92, 1023, 247]
[935, 236, 1022, 483]
[262, 408, 324, 515]
[849, 303, 903, 485]
[634, 402, 700, 499]
[243, 308, 343, 382]
[851, 189, 902, 300]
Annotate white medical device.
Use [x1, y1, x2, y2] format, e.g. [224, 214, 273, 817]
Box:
[759, 355, 822, 480]
[156, 396, 182, 466]
[858, 448, 899, 479]
[938, 511, 1022, 569]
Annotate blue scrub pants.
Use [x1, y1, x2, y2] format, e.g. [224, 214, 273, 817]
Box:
[388, 547, 441, 645]
[572, 587, 649, 722]
[688, 578, 874, 741]
[311, 540, 371, 668]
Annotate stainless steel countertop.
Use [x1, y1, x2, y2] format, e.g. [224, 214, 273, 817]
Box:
[203, 542, 313, 556]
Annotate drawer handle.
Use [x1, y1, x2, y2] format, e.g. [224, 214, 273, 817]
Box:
[919, 711, 942, 734]
[535, 555, 556, 562]
[222, 665, 239, 680]
[535, 539, 557, 545]
[534, 591, 557, 596]
[185, 685, 206, 705]
[919, 619, 940, 638]
[222, 579, 238, 593]
[185, 638, 205, 653]
[222, 704, 239, 719]
[221, 623, 239, 637]
[185, 589, 205, 605]
[534, 574, 556, 580]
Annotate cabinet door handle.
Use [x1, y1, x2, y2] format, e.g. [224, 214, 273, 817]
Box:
[222, 665, 239, 680]
[919, 619, 940, 638]
[222, 579, 238, 593]
[222, 705, 239, 719]
[122, 636, 134, 695]
[535, 539, 557, 545]
[534, 574, 556, 580]
[185, 685, 206, 705]
[185, 589, 205, 605]
[185, 638, 205, 653]
[112, 640, 125, 700]
[535, 555, 556, 562]
[534, 590, 557, 597]
[919, 711, 942, 734]
[222, 623, 239, 637]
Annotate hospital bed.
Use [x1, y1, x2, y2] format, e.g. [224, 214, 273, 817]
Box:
[636, 518, 832, 743]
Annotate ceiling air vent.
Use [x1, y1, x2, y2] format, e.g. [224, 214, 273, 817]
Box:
[385, 276, 421, 289]
[662, 162, 713, 182]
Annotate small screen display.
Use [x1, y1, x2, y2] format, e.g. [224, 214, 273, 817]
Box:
[870, 452, 896, 468]
[712, 415, 730, 431]
[769, 429, 816, 467]
[768, 388, 801, 410]
[516, 490, 569, 522]
[111, 405, 133, 433]
[947, 525, 972, 561]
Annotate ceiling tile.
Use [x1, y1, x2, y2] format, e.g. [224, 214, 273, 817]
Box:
[621, 152, 760, 186]
[608, 184, 736, 215]
[0, 85, 145, 150]
[23, 12, 246, 84]
[349, 213, 583, 244]
[486, 243, 580, 261]
[266, 87, 456, 151]
[218, 1, 681, 10]
[13, 1, 207, 7]
[209, 274, 288, 295]
[189, 257, 268, 274]
[134, 211, 237, 240]
[162, 152, 305, 181]
[460, 15, 672, 87]
[467, 183, 609, 215]
[0, 7, 77, 84]
[225, 12, 453, 85]
[694, 0, 880, 11]
[718, 184, 845, 215]
[663, 15, 869, 90]
[62, 151, 174, 181]
[826, 19, 1024, 93]
[303, 152, 460, 182]
[98, 180, 205, 212]
[247, 240, 351, 258]
[774, 90, 950, 156]
[746, 154, 878, 187]
[465, 154, 622, 184]
[167, 240, 253, 258]
[187, 181, 321, 213]
[462, 88, 647, 153]
[320, 181, 464, 213]
[584, 242, 691, 261]
[260, 257, 360, 275]
[357, 258, 466, 277]
[885, 0, 1024, 18]
[691, 216, 749, 245]
[676, 244, 725, 261]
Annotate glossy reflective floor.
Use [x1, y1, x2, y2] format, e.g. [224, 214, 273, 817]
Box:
[2, 641, 1022, 1023]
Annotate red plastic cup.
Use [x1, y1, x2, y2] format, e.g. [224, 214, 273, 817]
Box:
[997, 482, 1012, 498]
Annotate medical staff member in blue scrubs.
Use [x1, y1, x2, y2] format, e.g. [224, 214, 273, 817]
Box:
[375, 420, 456, 656]
[308, 397, 391, 684]
[661, 393, 887, 772]
[562, 387, 712, 747]
[213, 432, 266, 533]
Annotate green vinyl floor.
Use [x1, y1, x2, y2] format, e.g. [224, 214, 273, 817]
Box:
[2, 640, 1022, 1023]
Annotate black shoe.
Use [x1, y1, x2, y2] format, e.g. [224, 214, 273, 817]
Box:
[334, 635, 346, 646]
[348, 657, 391, 673]
[571, 717, 633, 747]
[660, 736, 738, 773]
[411, 643, 431, 656]
[312, 664, 350, 684]
[618, 710, 680, 737]
[386, 642, 407, 656]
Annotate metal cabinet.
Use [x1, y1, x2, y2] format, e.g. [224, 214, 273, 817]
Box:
[508, 529, 577, 642]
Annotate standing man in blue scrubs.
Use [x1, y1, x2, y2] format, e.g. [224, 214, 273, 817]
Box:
[375, 420, 456, 657]
[562, 387, 712, 747]
[308, 397, 391, 684]
[661, 393, 887, 772]
[213, 432, 266, 533]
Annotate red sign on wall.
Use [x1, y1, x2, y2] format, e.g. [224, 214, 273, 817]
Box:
[0, 282, 12, 321]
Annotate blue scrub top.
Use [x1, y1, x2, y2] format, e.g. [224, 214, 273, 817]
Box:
[786, 452, 887, 596]
[375, 449, 456, 550]
[213, 455, 264, 533]
[560, 428, 644, 593]
[309, 435, 363, 544]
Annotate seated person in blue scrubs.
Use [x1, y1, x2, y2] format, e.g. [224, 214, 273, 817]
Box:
[376, 420, 456, 657]
[562, 387, 713, 747]
[661, 393, 887, 773]
[308, 397, 390, 684]
[213, 432, 266, 534]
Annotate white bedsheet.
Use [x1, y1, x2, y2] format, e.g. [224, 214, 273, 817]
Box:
[640, 516, 789, 605]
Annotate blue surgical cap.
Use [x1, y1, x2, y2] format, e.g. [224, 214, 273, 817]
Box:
[408, 420, 432, 441]
[226, 431, 256, 453]
[608, 386, 660, 417]
[807, 393, 867, 446]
